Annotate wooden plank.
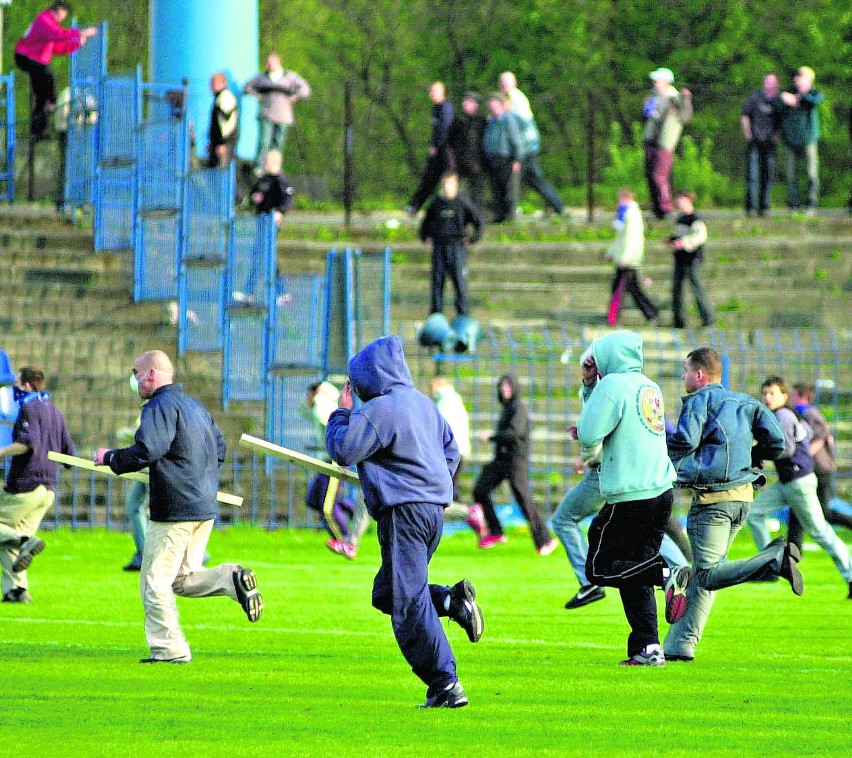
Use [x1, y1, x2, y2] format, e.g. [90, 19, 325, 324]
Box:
[48, 452, 244, 508]
[238, 434, 361, 486]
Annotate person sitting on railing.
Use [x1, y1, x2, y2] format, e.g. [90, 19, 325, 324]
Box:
[14, 2, 98, 138]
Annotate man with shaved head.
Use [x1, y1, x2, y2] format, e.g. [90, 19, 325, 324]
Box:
[207, 72, 239, 168]
[95, 350, 263, 663]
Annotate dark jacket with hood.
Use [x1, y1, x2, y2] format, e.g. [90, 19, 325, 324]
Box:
[490, 374, 529, 461]
[325, 336, 459, 519]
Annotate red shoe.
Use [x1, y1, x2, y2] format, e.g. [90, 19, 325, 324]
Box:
[466, 504, 488, 539]
[664, 565, 692, 624]
[536, 538, 559, 556]
[478, 535, 507, 550]
[326, 539, 357, 560]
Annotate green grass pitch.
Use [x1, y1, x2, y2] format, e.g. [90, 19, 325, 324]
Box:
[2, 526, 850, 757]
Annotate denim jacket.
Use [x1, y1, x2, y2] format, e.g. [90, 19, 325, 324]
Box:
[667, 383, 785, 491]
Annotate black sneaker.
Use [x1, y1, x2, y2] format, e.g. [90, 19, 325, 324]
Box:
[448, 579, 483, 643]
[780, 542, 804, 596]
[140, 655, 191, 664]
[233, 568, 264, 622]
[664, 653, 694, 662]
[420, 681, 468, 709]
[12, 536, 45, 573]
[847, 582, 851, 600]
[2, 588, 33, 603]
[565, 584, 606, 609]
[123, 560, 142, 572]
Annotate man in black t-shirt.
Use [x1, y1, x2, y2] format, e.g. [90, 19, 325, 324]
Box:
[740, 74, 781, 216]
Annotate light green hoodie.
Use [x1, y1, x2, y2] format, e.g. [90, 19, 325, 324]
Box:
[577, 331, 675, 503]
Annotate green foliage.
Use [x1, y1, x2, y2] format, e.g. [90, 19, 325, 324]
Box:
[3, 528, 851, 755]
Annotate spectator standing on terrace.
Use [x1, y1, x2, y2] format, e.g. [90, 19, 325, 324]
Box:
[741, 74, 781, 217]
[776, 66, 824, 211]
[244, 53, 310, 171]
[249, 149, 294, 225]
[472, 374, 558, 554]
[0, 367, 75, 603]
[499, 71, 566, 216]
[14, 2, 98, 137]
[405, 81, 454, 215]
[747, 376, 852, 600]
[483, 93, 524, 224]
[447, 92, 488, 215]
[419, 172, 482, 318]
[95, 350, 264, 663]
[642, 68, 692, 219]
[605, 188, 658, 326]
[668, 190, 714, 329]
[207, 73, 239, 168]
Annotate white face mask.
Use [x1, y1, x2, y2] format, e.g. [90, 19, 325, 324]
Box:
[129, 373, 139, 395]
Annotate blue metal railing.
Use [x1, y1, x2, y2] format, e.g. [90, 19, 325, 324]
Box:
[0, 72, 15, 202]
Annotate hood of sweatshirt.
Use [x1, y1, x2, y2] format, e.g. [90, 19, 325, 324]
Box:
[592, 331, 643, 377]
[497, 374, 519, 405]
[348, 335, 413, 402]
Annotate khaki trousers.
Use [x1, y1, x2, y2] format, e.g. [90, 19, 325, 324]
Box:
[141, 519, 239, 660]
[0, 485, 55, 595]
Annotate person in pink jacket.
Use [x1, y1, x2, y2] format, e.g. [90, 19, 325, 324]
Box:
[14, 2, 97, 137]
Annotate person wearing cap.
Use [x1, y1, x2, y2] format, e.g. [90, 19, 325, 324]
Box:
[499, 71, 566, 216]
[447, 92, 487, 214]
[775, 66, 824, 211]
[483, 93, 524, 223]
[643, 68, 693, 219]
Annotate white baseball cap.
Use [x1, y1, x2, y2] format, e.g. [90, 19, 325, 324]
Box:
[649, 67, 675, 83]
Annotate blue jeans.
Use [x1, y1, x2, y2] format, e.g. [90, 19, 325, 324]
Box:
[551, 468, 689, 588]
[785, 142, 819, 209]
[521, 154, 564, 213]
[371, 504, 457, 692]
[664, 500, 787, 658]
[125, 481, 149, 567]
[255, 119, 289, 167]
[745, 140, 775, 213]
[748, 473, 851, 582]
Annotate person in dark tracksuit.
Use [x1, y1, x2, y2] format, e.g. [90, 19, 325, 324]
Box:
[473, 375, 557, 554]
[483, 94, 524, 223]
[447, 92, 488, 215]
[419, 172, 482, 318]
[406, 81, 454, 214]
[326, 336, 484, 708]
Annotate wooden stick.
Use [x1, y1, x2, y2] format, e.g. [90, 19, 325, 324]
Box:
[48, 451, 244, 508]
[238, 434, 361, 486]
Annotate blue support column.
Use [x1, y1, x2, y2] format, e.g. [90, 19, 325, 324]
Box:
[149, 0, 259, 161]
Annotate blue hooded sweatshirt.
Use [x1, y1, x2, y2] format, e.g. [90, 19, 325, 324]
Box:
[577, 330, 676, 504]
[325, 335, 459, 519]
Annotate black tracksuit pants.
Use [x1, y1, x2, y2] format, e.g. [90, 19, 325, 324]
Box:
[473, 457, 551, 549]
[585, 489, 673, 656]
[15, 53, 55, 136]
[430, 240, 468, 316]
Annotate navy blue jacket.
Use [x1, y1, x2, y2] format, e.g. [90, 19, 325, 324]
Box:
[326, 336, 459, 519]
[106, 384, 226, 522]
[667, 383, 785, 492]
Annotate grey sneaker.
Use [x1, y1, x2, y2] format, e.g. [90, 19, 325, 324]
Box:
[233, 568, 264, 622]
[780, 542, 804, 596]
[420, 681, 468, 708]
[448, 579, 483, 642]
[12, 536, 45, 573]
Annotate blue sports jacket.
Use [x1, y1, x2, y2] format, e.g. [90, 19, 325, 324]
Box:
[667, 383, 785, 491]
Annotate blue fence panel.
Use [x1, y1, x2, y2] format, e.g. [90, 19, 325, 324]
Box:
[64, 105, 98, 207]
[322, 248, 354, 375]
[94, 163, 135, 250]
[98, 70, 140, 165]
[353, 248, 391, 349]
[227, 213, 277, 304]
[69, 21, 108, 86]
[270, 274, 325, 369]
[178, 261, 226, 353]
[0, 72, 15, 202]
[265, 370, 323, 450]
[137, 121, 188, 212]
[134, 213, 180, 301]
[223, 309, 268, 407]
[184, 167, 234, 261]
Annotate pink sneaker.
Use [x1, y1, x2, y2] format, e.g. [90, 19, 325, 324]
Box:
[478, 535, 507, 550]
[537, 538, 559, 556]
[326, 539, 357, 560]
[466, 504, 488, 539]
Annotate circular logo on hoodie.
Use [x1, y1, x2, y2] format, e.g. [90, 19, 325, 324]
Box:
[637, 386, 665, 435]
